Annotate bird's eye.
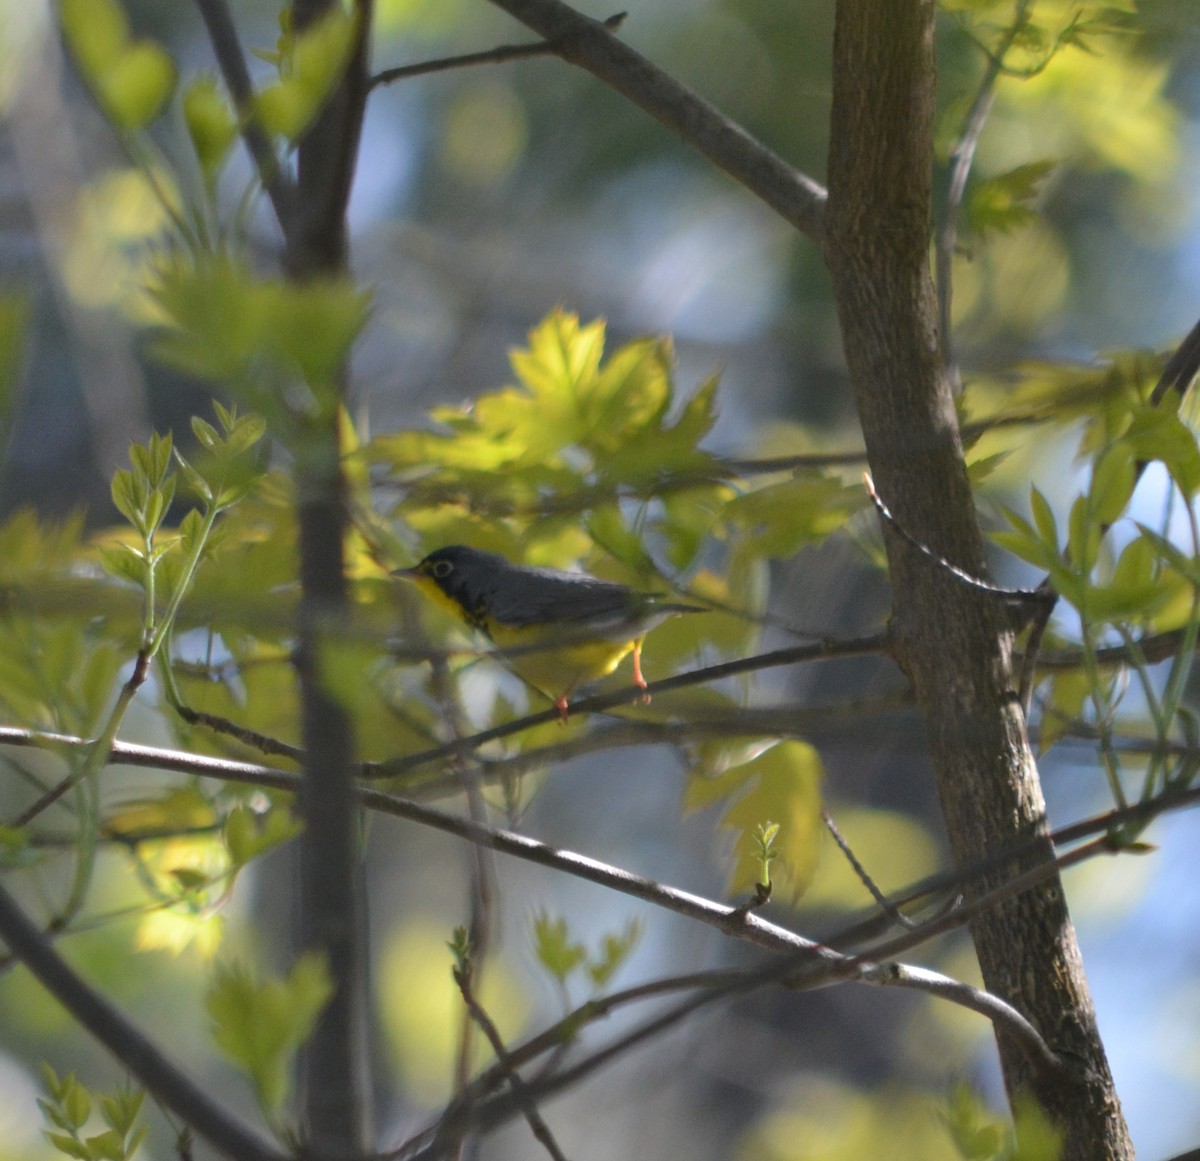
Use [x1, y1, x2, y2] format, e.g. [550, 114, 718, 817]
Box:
[432, 561, 453, 579]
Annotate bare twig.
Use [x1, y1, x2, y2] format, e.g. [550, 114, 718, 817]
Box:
[174, 705, 305, 763]
[427, 652, 498, 1108]
[370, 631, 888, 780]
[873, 962, 1061, 1080]
[1151, 313, 1200, 405]
[403, 935, 1065, 1159]
[822, 808, 921, 930]
[483, 0, 826, 242]
[865, 473, 1051, 608]
[936, 1, 1034, 376]
[453, 966, 568, 1161]
[370, 13, 625, 89]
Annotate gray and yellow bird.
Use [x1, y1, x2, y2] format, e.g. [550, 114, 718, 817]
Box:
[396, 545, 704, 718]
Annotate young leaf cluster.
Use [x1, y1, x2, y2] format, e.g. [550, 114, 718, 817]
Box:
[206, 953, 334, 1119]
[38, 1067, 147, 1161]
[532, 912, 644, 998]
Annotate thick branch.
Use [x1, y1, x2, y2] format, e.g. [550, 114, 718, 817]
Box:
[824, 2, 1130, 1156]
[484, 0, 826, 242]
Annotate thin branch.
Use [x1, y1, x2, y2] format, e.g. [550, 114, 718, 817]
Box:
[865, 472, 1053, 610]
[453, 967, 568, 1161]
[6, 722, 1198, 964]
[0, 884, 288, 1161]
[369, 631, 888, 780]
[405, 935, 1064, 1159]
[936, 1, 1034, 375]
[192, 0, 295, 232]
[7, 722, 1198, 1126]
[1151, 312, 1200, 405]
[0, 727, 297, 791]
[5, 722, 1197, 883]
[822, 808, 921, 930]
[483, 0, 826, 242]
[428, 653, 498, 1108]
[869, 962, 1062, 1080]
[173, 705, 305, 764]
[370, 13, 626, 90]
[408, 982, 742, 1160]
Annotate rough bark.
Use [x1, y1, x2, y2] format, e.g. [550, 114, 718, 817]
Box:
[823, 3, 1133, 1157]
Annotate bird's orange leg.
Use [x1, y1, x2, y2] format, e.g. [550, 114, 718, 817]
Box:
[631, 638, 651, 704]
[554, 695, 571, 724]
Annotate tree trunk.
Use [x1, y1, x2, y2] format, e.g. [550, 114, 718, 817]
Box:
[823, 3, 1133, 1157]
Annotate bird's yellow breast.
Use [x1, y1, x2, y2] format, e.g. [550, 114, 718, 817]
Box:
[486, 621, 637, 701]
[407, 572, 638, 700]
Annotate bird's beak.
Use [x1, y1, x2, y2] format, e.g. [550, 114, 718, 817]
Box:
[391, 566, 418, 580]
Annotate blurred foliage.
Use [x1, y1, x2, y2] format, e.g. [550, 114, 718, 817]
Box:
[38, 1065, 147, 1161]
[206, 952, 333, 1118]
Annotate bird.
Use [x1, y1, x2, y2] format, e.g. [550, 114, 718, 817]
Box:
[395, 545, 705, 719]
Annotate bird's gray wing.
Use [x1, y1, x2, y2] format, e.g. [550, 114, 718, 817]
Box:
[487, 568, 636, 628]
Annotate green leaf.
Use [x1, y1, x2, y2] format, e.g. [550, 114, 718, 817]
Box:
[150, 256, 369, 399]
[586, 919, 643, 990]
[223, 804, 303, 869]
[207, 953, 333, 1114]
[40, 1064, 66, 1101]
[97, 41, 176, 131]
[62, 1078, 91, 1130]
[183, 77, 237, 184]
[531, 913, 586, 983]
[98, 543, 149, 589]
[84, 1129, 126, 1161]
[668, 372, 720, 447]
[77, 643, 123, 737]
[61, 0, 175, 130]
[1066, 494, 1099, 575]
[173, 450, 212, 504]
[1123, 408, 1200, 498]
[939, 1081, 1006, 1160]
[1134, 523, 1200, 590]
[257, 278, 372, 392]
[1089, 441, 1135, 525]
[724, 474, 865, 556]
[582, 337, 672, 451]
[510, 310, 605, 404]
[689, 741, 824, 902]
[223, 411, 268, 457]
[1009, 1093, 1063, 1161]
[45, 1132, 91, 1161]
[38, 1099, 72, 1133]
[99, 1088, 144, 1136]
[967, 160, 1057, 236]
[1029, 486, 1058, 548]
[110, 469, 144, 532]
[1038, 670, 1088, 753]
[60, 0, 129, 84]
[103, 787, 215, 841]
[254, 9, 359, 142]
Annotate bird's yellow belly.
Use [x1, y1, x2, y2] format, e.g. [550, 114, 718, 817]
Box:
[487, 623, 636, 701]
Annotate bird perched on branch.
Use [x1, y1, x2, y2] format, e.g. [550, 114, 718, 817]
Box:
[396, 545, 705, 719]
